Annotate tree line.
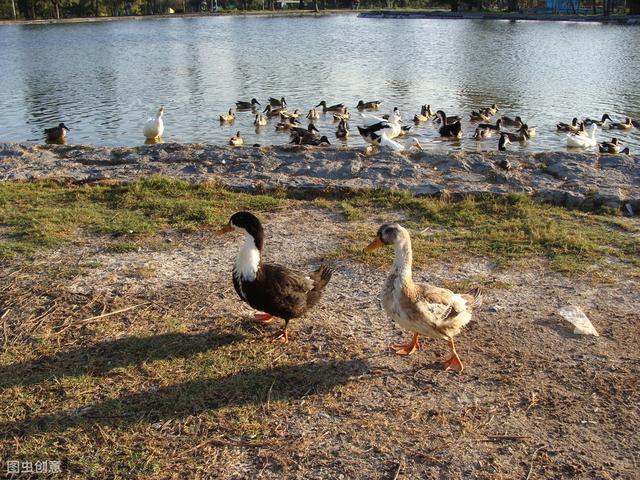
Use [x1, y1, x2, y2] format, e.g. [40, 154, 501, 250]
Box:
[1, 0, 636, 20]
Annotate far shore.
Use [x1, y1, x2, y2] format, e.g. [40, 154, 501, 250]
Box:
[3, 8, 639, 26]
[0, 9, 360, 26]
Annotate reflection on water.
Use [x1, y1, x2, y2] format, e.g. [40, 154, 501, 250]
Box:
[0, 15, 639, 152]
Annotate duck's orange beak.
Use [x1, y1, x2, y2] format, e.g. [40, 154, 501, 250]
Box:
[216, 224, 234, 235]
[364, 237, 384, 253]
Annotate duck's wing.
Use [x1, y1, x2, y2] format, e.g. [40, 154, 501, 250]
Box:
[407, 284, 477, 329]
[260, 263, 315, 294]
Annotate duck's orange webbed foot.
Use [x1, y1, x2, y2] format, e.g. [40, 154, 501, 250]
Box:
[272, 329, 289, 344]
[391, 332, 420, 356]
[252, 313, 273, 324]
[443, 338, 464, 372]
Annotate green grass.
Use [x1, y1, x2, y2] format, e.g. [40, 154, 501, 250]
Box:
[1, 180, 637, 275]
[0, 177, 287, 257]
[328, 191, 639, 275]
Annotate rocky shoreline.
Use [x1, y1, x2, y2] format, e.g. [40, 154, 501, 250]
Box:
[1, 142, 638, 214]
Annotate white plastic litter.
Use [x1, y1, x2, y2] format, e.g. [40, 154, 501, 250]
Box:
[558, 306, 599, 336]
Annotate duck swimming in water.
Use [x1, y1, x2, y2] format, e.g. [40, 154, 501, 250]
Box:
[356, 100, 382, 110]
[219, 108, 236, 123]
[236, 98, 261, 110]
[218, 211, 333, 343]
[229, 131, 244, 146]
[44, 123, 70, 143]
[598, 138, 629, 154]
[557, 118, 581, 132]
[316, 100, 346, 113]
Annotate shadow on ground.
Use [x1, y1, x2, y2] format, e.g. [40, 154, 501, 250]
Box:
[0, 331, 243, 389]
[3, 359, 369, 437]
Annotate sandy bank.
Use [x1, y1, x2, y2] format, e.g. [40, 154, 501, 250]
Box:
[1, 142, 638, 213]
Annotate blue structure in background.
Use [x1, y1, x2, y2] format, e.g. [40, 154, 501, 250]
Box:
[545, 0, 581, 13]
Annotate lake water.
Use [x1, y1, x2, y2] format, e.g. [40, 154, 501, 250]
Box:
[1, 14, 640, 152]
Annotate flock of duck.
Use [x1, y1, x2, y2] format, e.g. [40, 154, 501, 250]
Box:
[219, 210, 481, 372]
[43, 97, 638, 156]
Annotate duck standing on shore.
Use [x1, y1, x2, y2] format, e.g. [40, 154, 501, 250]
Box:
[143, 106, 164, 140]
[218, 211, 333, 343]
[364, 223, 481, 371]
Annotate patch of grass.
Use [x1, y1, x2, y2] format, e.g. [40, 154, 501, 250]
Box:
[328, 190, 639, 275]
[340, 201, 363, 221]
[0, 178, 287, 257]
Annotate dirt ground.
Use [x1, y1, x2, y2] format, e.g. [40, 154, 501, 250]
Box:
[1, 206, 639, 479]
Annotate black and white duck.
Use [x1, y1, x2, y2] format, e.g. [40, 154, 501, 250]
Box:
[434, 110, 461, 125]
[218, 211, 333, 343]
[498, 133, 511, 152]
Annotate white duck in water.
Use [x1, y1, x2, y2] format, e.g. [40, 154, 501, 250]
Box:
[567, 123, 598, 148]
[143, 106, 164, 140]
[365, 223, 481, 371]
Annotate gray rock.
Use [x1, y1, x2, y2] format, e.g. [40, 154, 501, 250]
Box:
[0, 143, 638, 215]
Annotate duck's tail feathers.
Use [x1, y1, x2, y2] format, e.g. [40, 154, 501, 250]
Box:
[310, 263, 333, 291]
[306, 263, 333, 310]
[467, 286, 483, 309]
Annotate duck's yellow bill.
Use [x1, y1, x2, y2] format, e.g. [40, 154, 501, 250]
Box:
[216, 225, 234, 235]
[364, 237, 384, 252]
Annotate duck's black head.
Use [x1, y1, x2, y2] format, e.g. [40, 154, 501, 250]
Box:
[225, 211, 264, 250]
[602, 113, 612, 122]
[611, 137, 619, 144]
[316, 101, 326, 107]
[59, 123, 69, 131]
[319, 136, 331, 145]
[252, 98, 260, 105]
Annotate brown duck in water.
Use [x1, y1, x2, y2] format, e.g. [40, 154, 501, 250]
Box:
[218, 211, 333, 343]
[44, 123, 70, 143]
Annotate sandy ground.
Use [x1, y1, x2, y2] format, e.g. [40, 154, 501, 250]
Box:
[1, 206, 639, 478]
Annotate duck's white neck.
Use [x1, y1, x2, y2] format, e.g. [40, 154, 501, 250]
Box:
[391, 238, 413, 281]
[156, 109, 164, 119]
[234, 234, 261, 282]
